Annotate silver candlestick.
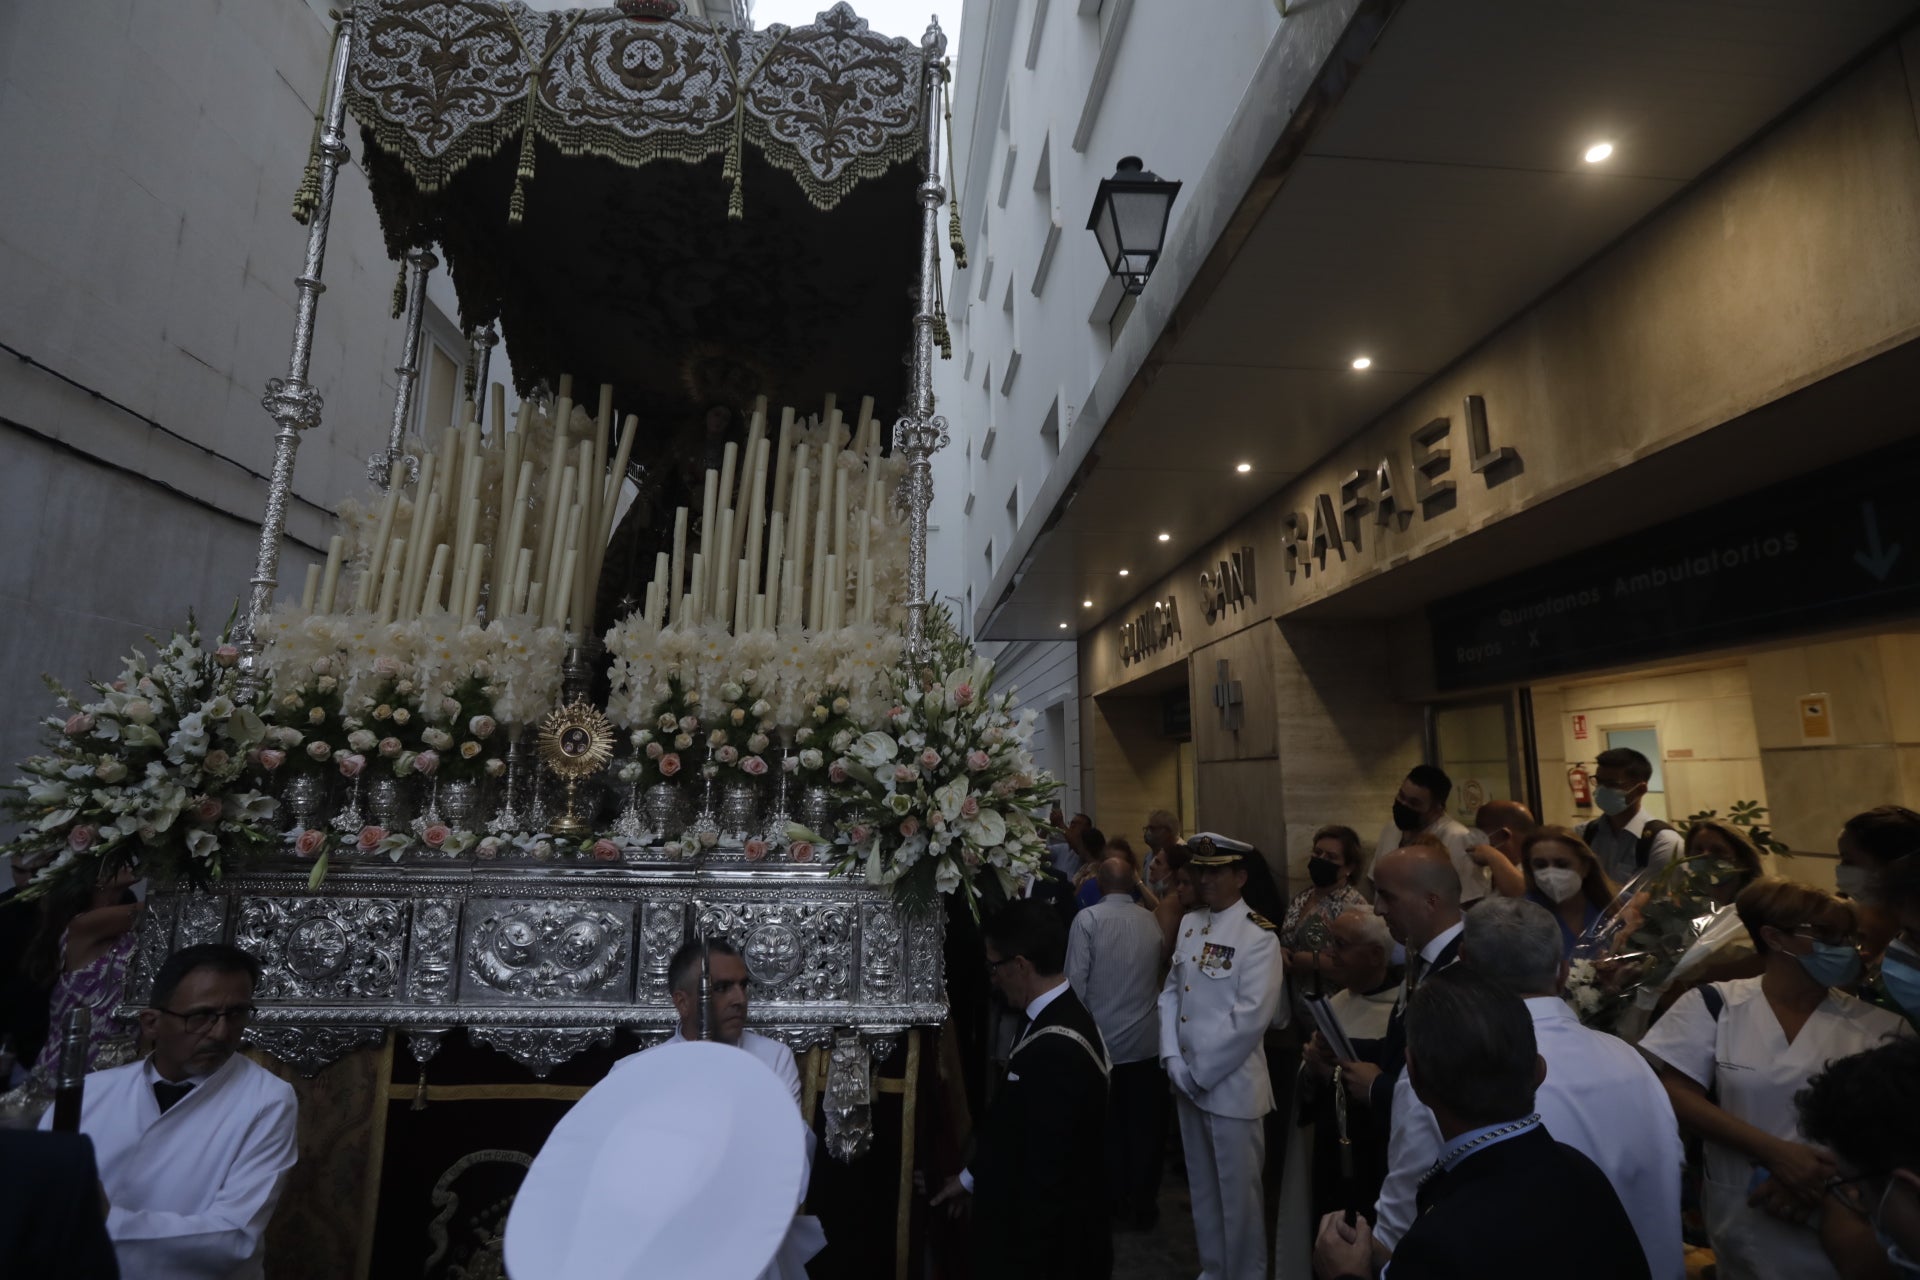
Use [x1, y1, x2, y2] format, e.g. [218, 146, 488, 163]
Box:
[489, 734, 530, 834]
[763, 748, 794, 850]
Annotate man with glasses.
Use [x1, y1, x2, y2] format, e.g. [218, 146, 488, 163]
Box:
[1797, 1039, 1920, 1278]
[43, 943, 297, 1279]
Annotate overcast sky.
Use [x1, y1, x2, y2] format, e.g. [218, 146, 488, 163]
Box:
[754, 0, 964, 52]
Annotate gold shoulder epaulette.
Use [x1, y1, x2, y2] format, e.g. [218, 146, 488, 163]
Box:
[1247, 910, 1277, 931]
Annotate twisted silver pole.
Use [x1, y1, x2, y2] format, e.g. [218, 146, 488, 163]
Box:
[469, 322, 499, 430]
[238, 11, 357, 684]
[371, 245, 436, 490]
[895, 20, 952, 661]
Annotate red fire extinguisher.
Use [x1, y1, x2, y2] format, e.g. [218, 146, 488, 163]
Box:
[1567, 764, 1594, 810]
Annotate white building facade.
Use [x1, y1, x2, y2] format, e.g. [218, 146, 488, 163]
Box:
[931, 0, 1288, 825]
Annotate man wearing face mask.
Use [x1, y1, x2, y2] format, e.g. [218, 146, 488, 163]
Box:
[1579, 747, 1683, 886]
[1797, 1039, 1920, 1279]
[1879, 854, 1920, 1031]
[1641, 879, 1912, 1280]
[1370, 765, 1486, 905]
[1470, 799, 1537, 900]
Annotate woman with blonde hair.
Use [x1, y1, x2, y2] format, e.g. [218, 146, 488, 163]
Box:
[1640, 878, 1913, 1280]
[1517, 826, 1616, 962]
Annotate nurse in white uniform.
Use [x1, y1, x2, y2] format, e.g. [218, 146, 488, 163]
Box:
[1641, 878, 1912, 1280]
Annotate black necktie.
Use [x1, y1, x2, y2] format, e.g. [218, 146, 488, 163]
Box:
[153, 1080, 194, 1114]
[1408, 953, 1429, 992]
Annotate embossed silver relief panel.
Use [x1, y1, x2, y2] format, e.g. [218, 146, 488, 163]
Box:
[463, 898, 633, 1004]
[124, 896, 181, 1005]
[408, 898, 460, 1005]
[697, 899, 853, 1004]
[236, 896, 408, 1001]
[176, 894, 229, 949]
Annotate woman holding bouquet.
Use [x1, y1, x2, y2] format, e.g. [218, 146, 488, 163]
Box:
[1516, 826, 1616, 962]
[1640, 878, 1913, 1280]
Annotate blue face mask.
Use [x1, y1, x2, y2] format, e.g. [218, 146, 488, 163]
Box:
[1882, 943, 1920, 1018]
[1797, 939, 1863, 988]
[1875, 1180, 1920, 1277]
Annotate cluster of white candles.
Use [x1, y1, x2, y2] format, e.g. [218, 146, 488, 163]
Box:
[639, 390, 889, 634]
[295, 378, 889, 637]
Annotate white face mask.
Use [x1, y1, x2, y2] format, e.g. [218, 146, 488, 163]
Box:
[1592, 785, 1633, 817]
[1834, 863, 1877, 903]
[1532, 866, 1584, 903]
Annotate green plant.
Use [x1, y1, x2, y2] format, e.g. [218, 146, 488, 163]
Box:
[1678, 799, 1791, 857]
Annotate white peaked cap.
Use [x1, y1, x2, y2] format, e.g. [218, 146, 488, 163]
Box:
[505, 1040, 807, 1280]
[1188, 831, 1254, 853]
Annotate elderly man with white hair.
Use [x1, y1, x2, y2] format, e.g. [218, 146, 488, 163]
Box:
[1320, 908, 1401, 1040]
[1366, 897, 1684, 1279]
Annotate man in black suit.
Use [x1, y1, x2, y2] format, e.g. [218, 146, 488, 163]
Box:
[932, 899, 1112, 1279]
[0, 1130, 119, 1278]
[1312, 969, 1649, 1280]
[1307, 837, 1463, 1113]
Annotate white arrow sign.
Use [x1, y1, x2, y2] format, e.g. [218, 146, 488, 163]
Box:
[1854, 500, 1903, 582]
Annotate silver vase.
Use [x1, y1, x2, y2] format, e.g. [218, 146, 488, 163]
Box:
[797, 783, 837, 841]
[643, 782, 684, 841]
[329, 772, 366, 834]
[439, 779, 482, 831]
[368, 775, 409, 831]
[281, 773, 329, 833]
[719, 775, 760, 843]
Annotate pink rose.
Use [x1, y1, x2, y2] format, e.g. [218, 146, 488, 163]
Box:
[715, 745, 739, 764]
[378, 737, 402, 758]
[645, 741, 663, 760]
[963, 848, 982, 869]
[469, 715, 496, 739]
[960, 795, 981, 819]
[294, 828, 327, 858]
[743, 838, 768, 862]
[741, 755, 768, 776]
[899, 816, 921, 838]
[306, 740, 332, 762]
[111, 680, 127, 693]
[591, 838, 619, 862]
[789, 840, 815, 863]
[336, 752, 366, 778]
[966, 750, 990, 771]
[213, 644, 240, 667]
[191, 795, 223, 824]
[678, 715, 698, 733]
[848, 824, 871, 844]
[919, 748, 940, 770]
[258, 748, 287, 772]
[356, 825, 386, 852]
[67, 825, 97, 852]
[658, 753, 682, 777]
[413, 750, 440, 777]
[893, 764, 918, 784]
[954, 683, 974, 707]
[373, 656, 402, 677]
[422, 823, 451, 849]
[64, 713, 94, 737]
[828, 761, 850, 783]
[888, 705, 907, 722]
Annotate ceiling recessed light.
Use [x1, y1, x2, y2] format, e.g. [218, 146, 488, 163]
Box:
[1157, 532, 1171, 542]
[1235, 462, 1252, 473]
[1118, 568, 1130, 577]
[1351, 356, 1372, 371]
[1082, 599, 1093, 608]
[1058, 622, 1069, 630]
[1584, 141, 1614, 164]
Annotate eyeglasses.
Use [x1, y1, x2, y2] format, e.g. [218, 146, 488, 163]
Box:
[984, 955, 1019, 975]
[1825, 1170, 1886, 1217]
[154, 1004, 256, 1034]
[1789, 925, 1865, 948]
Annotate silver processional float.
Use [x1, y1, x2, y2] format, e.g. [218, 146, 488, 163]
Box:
[0, 4, 1073, 1276]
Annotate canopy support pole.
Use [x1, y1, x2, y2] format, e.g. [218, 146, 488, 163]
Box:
[896, 20, 952, 662]
[371, 245, 436, 490]
[237, 11, 357, 689]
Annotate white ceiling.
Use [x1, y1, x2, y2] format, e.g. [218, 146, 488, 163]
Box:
[984, 0, 1919, 639]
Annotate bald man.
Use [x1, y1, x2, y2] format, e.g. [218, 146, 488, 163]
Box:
[1307, 838, 1464, 1111]
[1470, 800, 1538, 899]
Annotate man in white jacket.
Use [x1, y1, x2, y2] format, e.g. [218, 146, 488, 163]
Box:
[46, 943, 298, 1280]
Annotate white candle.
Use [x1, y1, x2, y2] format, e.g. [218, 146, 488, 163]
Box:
[318, 535, 344, 614]
[734, 557, 749, 633]
[688, 553, 704, 626]
[362, 483, 400, 610]
[669, 507, 688, 627]
[552, 549, 578, 636]
[499, 460, 534, 606]
[698, 469, 718, 605]
[809, 485, 830, 628]
[489, 382, 507, 440]
[300, 564, 321, 613]
[510, 546, 533, 617]
[832, 465, 849, 574]
[858, 556, 873, 623]
[643, 581, 659, 631]
[771, 407, 796, 519]
[751, 593, 766, 633]
[679, 593, 693, 627]
[422, 543, 450, 616]
[714, 507, 734, 622]
[526, 582, 544, 623]
[857, 395, 875, 454]
[763, 513, 785, 625]
[399, 492, 440, 621]
[543, 496, 576, 629]
[779, 559, 797, 627]
[744, 437, 768, 600]
[532, 396, 572, 595]
[463, 543, 487, 620]
[788, 467, 810, 625]
[821, 553, 838, 630]
[376, 547, 402, 624]
[716, 442, 738, 594]
[572, 444, 595, 638]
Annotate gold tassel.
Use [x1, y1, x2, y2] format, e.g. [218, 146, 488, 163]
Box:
[933, 308, 952, 361]
[948, 198, 967, 269]
[725, 104, 746, 222]
[412, 1062, 429, 1111]
[390, 262, 407, 319]
[509, 82, 540, 227]
[291, 18, 341, 225]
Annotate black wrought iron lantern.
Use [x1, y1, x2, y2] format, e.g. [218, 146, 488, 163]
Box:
[1085, 156, 1181, 295]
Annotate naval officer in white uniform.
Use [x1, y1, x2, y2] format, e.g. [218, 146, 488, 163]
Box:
[46, 943, 298, 1280]
[1158, 838, 1286, 1280]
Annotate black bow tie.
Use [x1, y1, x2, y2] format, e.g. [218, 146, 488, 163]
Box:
[153, 1080, 195, 1114]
